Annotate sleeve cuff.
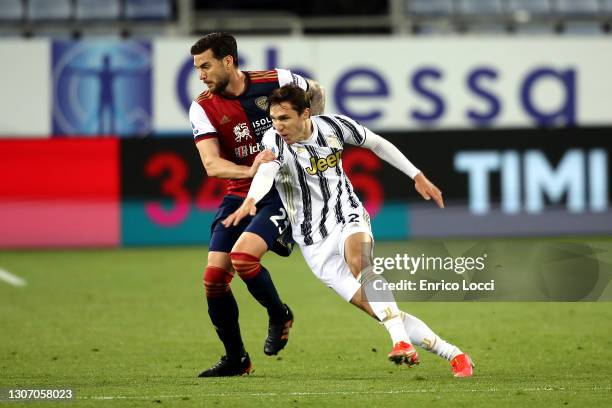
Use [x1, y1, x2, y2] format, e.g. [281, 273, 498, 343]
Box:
[194, 132, 218, 143]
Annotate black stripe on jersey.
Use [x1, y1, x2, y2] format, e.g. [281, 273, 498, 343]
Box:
[343, 172, 360, 209]
[315, 129, 344, 226]
[305, 144, 331, 239]
[336, 116, 364, 146]
[331, 148, 346, 225]
[316, 127, 328, 147]
[318, 116, 344, 144]
[288, 147, 314, 245]
[292, 73, 302, 87]
[275, 133, 285, 162]
[359, 123, 369, 145]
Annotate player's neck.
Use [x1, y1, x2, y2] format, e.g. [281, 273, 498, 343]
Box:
[223, 69, 246, 97]
[297, 119, 313, 143]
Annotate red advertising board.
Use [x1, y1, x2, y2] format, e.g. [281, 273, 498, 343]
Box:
[0, 139, 120, 247]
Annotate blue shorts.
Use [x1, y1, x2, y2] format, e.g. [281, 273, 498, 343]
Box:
[209, 190, 291, 253]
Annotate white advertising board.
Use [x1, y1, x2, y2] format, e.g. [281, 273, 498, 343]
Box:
[0, 40, 51, 137]
[154, 37, 612, 134]
[1, 37, 611, 136]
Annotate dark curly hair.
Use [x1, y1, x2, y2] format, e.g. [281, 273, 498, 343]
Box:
[190, 32, 238, 67]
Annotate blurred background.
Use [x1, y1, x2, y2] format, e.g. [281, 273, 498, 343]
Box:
[0, 0, 611, 248]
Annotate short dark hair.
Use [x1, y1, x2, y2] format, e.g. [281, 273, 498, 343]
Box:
[268, 84, 311, 114]
[190, 32, 238, 67]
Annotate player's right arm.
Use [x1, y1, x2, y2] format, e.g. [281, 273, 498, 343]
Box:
[196, 138, 272, 179]
[190, 101, 271, 178]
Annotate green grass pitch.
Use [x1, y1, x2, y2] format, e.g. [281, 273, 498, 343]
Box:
[1, 241, 611, 407]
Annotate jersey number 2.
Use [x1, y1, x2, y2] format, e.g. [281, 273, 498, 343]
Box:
[348, 213, 359, 223]
[270, 208, 290, 234]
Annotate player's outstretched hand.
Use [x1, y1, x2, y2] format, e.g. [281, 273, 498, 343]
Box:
[222, 198, 258, 227]
[248, 149, 276, 177]
[414, 172, 444, 209]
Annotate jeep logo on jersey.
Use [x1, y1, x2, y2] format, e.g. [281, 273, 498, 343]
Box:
[305, 151, 343, 175]
[255, 96, 269, 111]
[233, 123, 252, 143]
[234, 142, 264, 159]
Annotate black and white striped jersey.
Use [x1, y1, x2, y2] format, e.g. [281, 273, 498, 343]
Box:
[262, 114, 374, 246]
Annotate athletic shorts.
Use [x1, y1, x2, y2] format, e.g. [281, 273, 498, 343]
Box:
[300, 207, 373, 302]
[209, 190, 290, 253]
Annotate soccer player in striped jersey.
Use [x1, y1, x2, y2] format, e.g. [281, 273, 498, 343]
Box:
[223, 85, 474, 377]
[189, 33, 325, 377]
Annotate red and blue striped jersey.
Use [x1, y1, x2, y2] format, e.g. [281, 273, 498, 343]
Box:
[190, 69, 308, 197]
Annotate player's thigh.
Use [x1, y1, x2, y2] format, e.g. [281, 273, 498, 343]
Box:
[209, 195, 250, 254]
[343, 232, 374, 278]
[340, 208, 374, 277]
[302, 235, 361, 302]
[243, 194, 290, 253]
[207, 251, 232, 271]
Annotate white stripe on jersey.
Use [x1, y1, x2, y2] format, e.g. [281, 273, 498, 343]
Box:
[263, 114, 370, 246]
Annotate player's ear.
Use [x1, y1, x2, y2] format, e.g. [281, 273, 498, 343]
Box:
[302, 107, 311, 119]
[223, 55, 233, 69]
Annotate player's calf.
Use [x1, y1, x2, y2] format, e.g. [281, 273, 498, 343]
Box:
[229, 252, 285, 320]
[229, 252, 294, 355]
[203, 265, 245, 360]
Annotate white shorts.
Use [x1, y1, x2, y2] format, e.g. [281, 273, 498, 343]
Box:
[300, 208, 373, 302]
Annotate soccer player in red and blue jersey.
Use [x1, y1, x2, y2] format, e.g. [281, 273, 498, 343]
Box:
[188, 33, 325, 377]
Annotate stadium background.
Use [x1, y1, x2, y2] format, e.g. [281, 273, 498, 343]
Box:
[1, 1, 611, 406]
[1, 0, 611, 247]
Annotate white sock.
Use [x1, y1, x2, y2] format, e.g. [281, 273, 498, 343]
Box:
[383, 316, 410, 344]
[359, 267, 410, 344]
[400, 311, 461, 361]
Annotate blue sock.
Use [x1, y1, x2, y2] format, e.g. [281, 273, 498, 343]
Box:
[232, 252, 286, 322]
[206, 291, 245, 359]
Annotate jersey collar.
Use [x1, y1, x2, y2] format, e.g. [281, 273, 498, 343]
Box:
[219, 71, 251, 100]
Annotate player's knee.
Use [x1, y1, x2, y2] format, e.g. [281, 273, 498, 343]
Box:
[231, 232, 268, 258]
[230, 252, 262, 280]
[203, 265, 233, 298]
[207, 251, 232, 271]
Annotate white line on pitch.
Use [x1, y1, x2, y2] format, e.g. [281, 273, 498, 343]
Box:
[79, 386, 612, 400]
[0, 268, 26, 287]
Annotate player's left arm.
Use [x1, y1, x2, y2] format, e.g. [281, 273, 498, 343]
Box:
[276, 69, 325, 115]
[305, 79, 325, 115]
[346, 120, 444, 208]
